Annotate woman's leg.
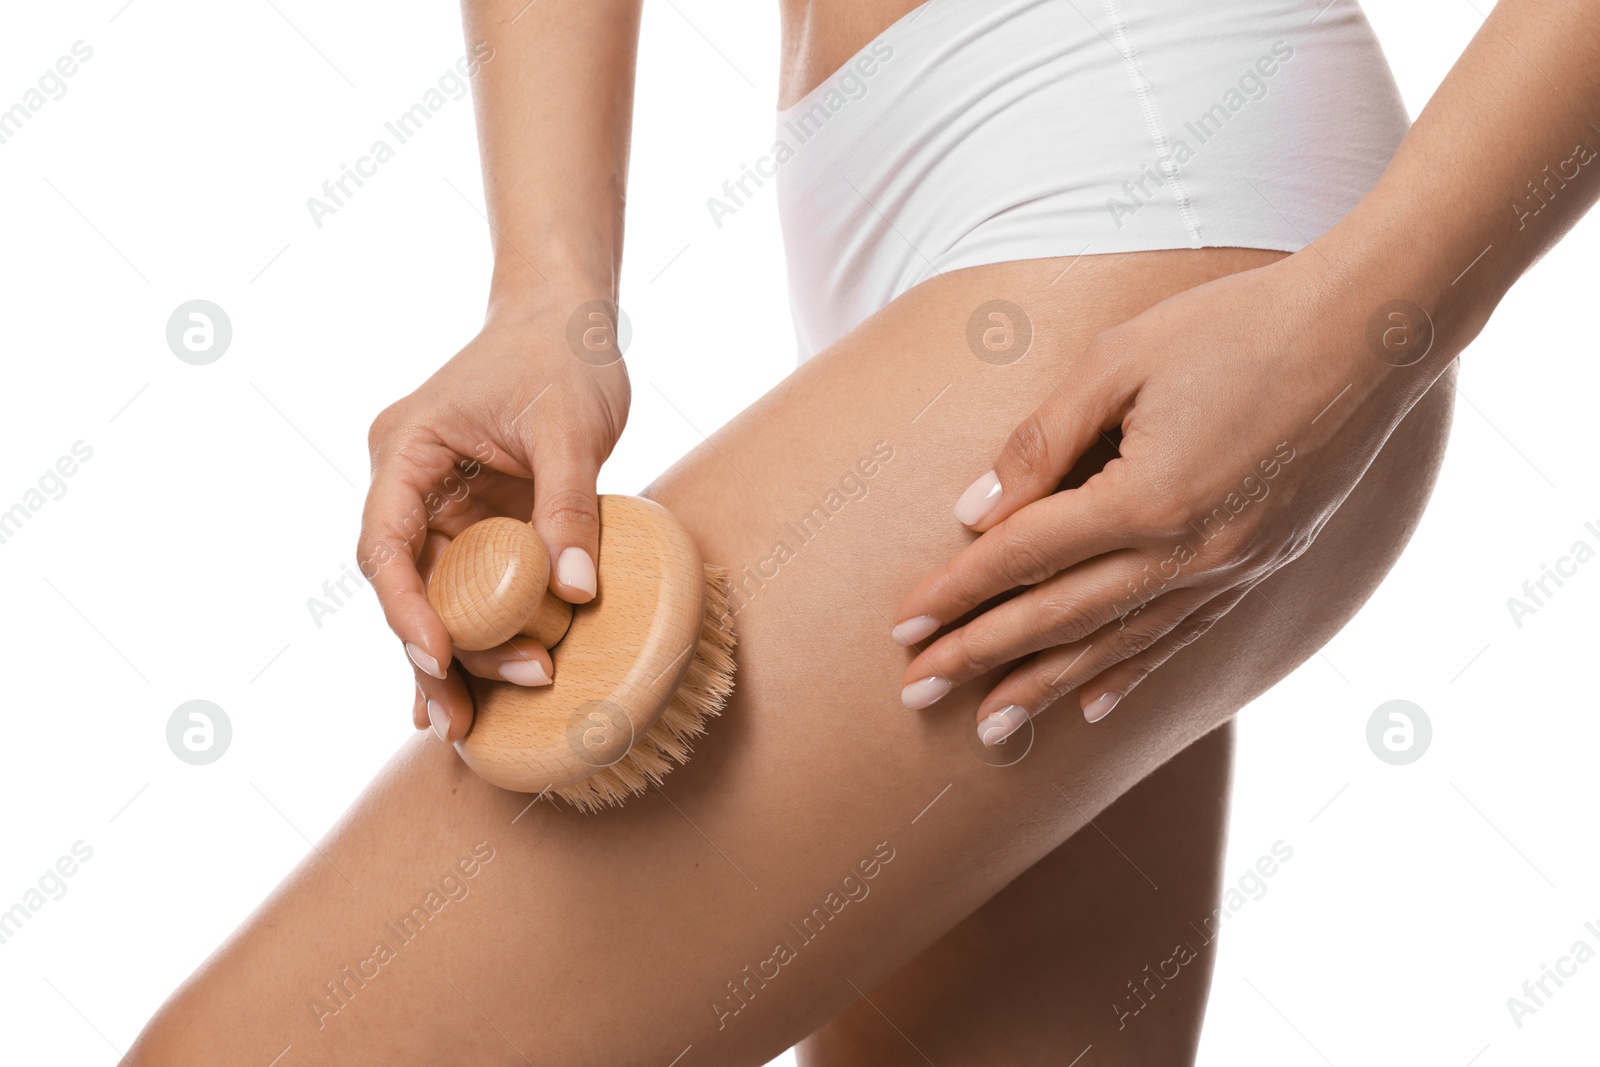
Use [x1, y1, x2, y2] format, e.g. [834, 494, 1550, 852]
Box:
[797, 721, 1235, 1067]
[125, 248, 1454, 1067]
[801, 387, 1245, 1067]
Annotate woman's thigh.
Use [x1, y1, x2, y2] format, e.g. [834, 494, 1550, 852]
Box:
[800, 336, 1245, 1067]
[798, 721, 1236, 1067]
[127, 248, 1454, 1067]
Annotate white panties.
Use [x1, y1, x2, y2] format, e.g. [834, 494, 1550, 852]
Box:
[775, 0, 1409, 360]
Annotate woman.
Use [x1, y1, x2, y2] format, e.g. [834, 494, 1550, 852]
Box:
[129, 0, 1597, 1063]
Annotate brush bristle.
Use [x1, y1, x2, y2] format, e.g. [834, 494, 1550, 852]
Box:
[551, 565, 737, 813]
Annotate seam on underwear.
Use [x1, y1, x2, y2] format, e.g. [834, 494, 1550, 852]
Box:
[1100, 0, 1203, 245]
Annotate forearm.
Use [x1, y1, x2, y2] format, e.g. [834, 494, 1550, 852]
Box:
[461, 0, 643, 317]
[1317, 0, 1600, 405]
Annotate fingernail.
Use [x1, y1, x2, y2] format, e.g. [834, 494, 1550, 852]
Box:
[953, 470, 1002, 526]
[978, 705, 1029, 747]
[1084, 691, 1123, 723]
[427, 698, 450, 741]
[891, 615, 939, 646]
[557, 547, 597, 599]
[407, 642, 446, 680]
[901, 676, 953, 709]
[499, 658, 551, 686]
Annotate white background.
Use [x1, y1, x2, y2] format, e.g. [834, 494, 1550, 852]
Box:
[1, 0, 1595, 1063]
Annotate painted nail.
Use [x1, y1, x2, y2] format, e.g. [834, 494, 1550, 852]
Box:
[557, 547, 597, 599]
[499, 658, 551, 686]
[978, 705, 1029, 747]
[1084, 691, 1123, 723]
[891, 615, 939, 646]
[427, 698, 450, 741]
[407, 642, 446, 680]
[901, 676, 953, 709]
[953, 470, 1002, 526]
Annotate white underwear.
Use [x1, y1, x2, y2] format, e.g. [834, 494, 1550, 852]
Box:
[775, 0, 1409, 360]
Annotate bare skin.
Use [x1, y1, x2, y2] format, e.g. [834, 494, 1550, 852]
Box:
[353, 1, 1267, 1061]
[124, 249, 1455, 1065]
[778, 0, 923, 109]
[794, 1, 1600, 1053]
[127, 0, 1600, 1062]
[797, 721, 1238, 1066]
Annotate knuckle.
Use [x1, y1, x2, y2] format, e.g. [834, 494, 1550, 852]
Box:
[1192, 531, 1277, 588]
[996, 526, 1058, 587]
[1036, 591, 1096, 646]
[1213, 512, 1265, 551]
[1001, 411, 1052, 483]
[539, 487, 599, 533]
[1272, 525, 1317, 566]
[1083, 331, 1118, 362]
[1140, 495, 1194, 542]
[1105, 621, 1157, 660]
[1034, 660, 1077, 701]
[951, 625, 1009, 676]
[1228, 534, 1279, 576]
[367, 402, 406, 451]
[1132, 476, 1196, 537]
[1209, 545, 1264, 586]
[1179, 612, 1224, 647]
[355, 529, 403, 586]
[1120, 660, 1157, 690]
[925, 558, 963, 604]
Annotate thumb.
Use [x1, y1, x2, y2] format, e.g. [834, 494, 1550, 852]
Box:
[957, 374, 1121, 532]
[531, 448, 602, 604]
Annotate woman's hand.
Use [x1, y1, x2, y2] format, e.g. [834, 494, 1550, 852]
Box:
[358, 295, 631, 742]
[891, 253, 1428, 744]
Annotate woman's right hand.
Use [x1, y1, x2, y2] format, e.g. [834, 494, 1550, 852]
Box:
[357, 297, 631, 741]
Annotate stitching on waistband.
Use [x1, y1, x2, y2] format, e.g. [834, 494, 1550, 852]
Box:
[1100, 0, 1203, 245]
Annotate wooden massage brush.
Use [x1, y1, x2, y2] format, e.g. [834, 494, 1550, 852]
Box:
[425, 495, 736, 812]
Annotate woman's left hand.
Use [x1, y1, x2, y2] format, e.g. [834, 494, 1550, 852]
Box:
[891, 252, 1431, 744]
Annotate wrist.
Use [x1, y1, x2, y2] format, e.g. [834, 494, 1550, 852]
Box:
[1277, 206, 1488, 419]
[486, 238, 620, 326]
[485, 277, 618, 334]
[1322, 203, 1494, 352]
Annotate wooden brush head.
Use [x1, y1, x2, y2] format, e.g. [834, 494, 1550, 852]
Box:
[425, 495, 734, 805]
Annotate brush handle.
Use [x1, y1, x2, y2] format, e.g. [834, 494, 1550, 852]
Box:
[425, 496, 710, 794]
[426, 518, 573, 652]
